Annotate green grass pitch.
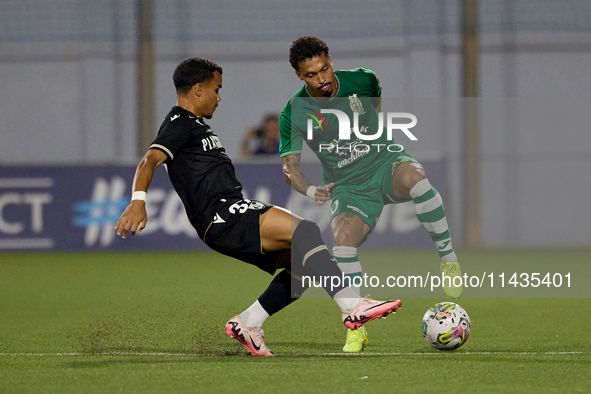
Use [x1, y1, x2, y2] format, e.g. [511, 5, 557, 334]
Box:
[1, 249, 590, 393]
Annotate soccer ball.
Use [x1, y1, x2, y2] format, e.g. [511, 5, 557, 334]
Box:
[421, 302, 471, 351]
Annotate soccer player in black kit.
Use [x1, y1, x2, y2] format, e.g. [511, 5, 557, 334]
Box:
[115, 58, 401, 356]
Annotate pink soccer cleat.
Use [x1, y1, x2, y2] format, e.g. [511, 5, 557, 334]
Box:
[225, 315, 274, 356]
[342, 297, 402, 330]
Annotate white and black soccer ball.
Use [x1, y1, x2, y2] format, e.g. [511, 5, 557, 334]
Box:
[422, 302, 471, 351]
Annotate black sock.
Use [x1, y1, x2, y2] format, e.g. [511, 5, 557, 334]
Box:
[257, 269, 309, 316]
[291, 220, 347, 298]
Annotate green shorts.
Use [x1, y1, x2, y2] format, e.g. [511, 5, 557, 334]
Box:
[329, 151, 418, 240]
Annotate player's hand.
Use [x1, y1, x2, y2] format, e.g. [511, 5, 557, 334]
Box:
[314, 182, 334, 205]
[115, 201, 148, 239]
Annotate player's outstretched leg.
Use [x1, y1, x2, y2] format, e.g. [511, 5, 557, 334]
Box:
[226, 269, 309, 355]
[409, 178, 463, 298]
[226, 268, 309, 356]
[227, 213, 402, 355]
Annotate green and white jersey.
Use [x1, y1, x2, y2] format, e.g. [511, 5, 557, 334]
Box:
[280, 67, 392, 185]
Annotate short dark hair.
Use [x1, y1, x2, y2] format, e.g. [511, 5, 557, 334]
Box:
[289, 36, 329, 71]
[173, 58, 223, 94]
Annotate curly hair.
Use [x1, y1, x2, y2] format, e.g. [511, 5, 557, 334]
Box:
[289, 36, 329, 71]
[173, 58, 223, 94]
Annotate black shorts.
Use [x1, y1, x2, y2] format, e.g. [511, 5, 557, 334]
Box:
[202, 198, 283, 275]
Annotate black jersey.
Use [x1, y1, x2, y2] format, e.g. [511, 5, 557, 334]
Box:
[149, 106, 243, 238]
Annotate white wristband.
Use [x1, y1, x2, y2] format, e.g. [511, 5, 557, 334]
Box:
[306, 185, 317, 200]
[131, 191, 147, 201]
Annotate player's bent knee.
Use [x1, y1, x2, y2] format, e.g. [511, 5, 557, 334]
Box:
[331, 213, 369, 247]
[395, 162, 426, 192]
[332, 227, 363, 247]
[405, 164, 426, 187]
[293, 220, 322, 242]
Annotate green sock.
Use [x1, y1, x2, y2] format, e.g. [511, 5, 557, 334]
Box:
[333, 246, 362, 296]
[410, 179, 456, 262]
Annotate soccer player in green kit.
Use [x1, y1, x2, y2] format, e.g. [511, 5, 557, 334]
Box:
[279, 36, 463, 352]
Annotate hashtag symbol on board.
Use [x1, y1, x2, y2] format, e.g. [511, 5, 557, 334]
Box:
[71, 176, 128, 247]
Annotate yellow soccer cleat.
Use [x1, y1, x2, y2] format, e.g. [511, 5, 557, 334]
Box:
[440, 261, 463, 298]
[342, 326, 368, 352]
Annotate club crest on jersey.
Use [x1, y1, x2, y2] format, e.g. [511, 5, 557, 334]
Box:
[348, 94, 365, 114]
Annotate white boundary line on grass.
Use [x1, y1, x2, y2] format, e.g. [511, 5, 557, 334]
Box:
[0, 351, 590, 357]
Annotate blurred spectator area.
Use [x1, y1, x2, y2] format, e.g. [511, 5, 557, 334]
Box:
[240, 114, 280, 161]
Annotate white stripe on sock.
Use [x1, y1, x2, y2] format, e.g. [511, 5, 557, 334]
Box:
[414, 191, 442, 214]
[337, 263, 363, 275]
[422, 217, 449, 234]
[409, 178, 432, 199]
[333, 246, 357, 258]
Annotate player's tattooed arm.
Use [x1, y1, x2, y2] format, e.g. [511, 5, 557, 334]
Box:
[281, 154, 313, 195]
[282, 154, 334, 205]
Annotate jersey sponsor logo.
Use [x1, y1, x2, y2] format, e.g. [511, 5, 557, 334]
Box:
[348, 94, 365, 114]
[170, 114, 180, 122]
[202, 135, 223, 151]
[328, 138, 374, 168]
